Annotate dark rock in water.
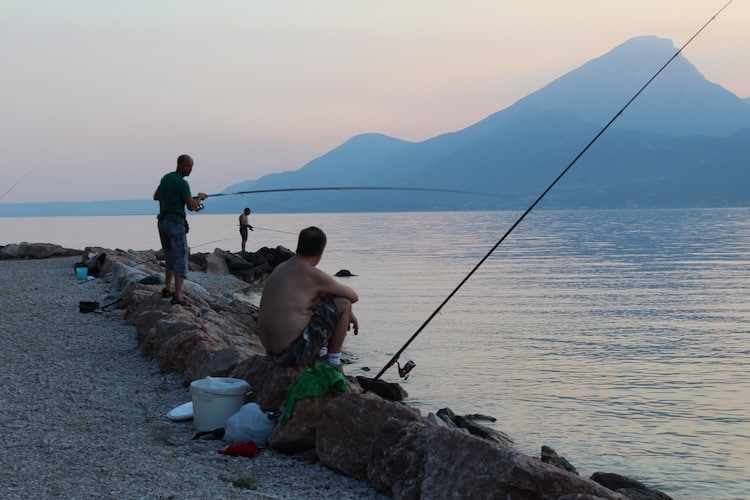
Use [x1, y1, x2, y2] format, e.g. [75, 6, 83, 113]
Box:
[355, 376, 408, 401]
[590, 472, 650, 491]
[436, 407, 514, 447]
[334, 269, 356, 277]
[617, 488, 674, 500]
[462, 413, 497, 422]
[590, 472, 673, 499]
[541, 445, 578, 475]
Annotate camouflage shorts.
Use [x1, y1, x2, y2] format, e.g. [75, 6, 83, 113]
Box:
[268, 298, 339, 366]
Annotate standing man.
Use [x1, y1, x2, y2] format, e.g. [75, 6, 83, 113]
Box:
[153, 154, 207, 306]
[258, 226, 359, 373]
[239, 207, 253, 252]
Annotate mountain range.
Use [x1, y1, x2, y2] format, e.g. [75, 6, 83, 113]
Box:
[3, 35, 749, 216]
[209, 36, 750, 213]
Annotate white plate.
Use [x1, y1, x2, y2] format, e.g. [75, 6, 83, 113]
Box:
[166, 401, 193, 421]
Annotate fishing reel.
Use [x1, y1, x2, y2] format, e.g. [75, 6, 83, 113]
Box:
[192, 196, 205, 212]
[396, 359, 416, 379]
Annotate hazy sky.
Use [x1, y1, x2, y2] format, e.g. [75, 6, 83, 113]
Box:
[2, 0, 748, 204]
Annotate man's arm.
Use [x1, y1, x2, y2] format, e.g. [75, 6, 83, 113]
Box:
[316, 270, 358, 303]
[185, 192, 208, 211]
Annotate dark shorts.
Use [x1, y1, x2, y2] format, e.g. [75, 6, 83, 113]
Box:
[267, 298, 340, 366]
[240, 226, 249, 241]
[158, 218, 188, 276]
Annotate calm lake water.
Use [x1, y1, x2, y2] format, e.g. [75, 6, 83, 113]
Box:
[2, 208, 749, 499]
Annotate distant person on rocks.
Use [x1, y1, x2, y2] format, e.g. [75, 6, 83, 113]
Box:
[153, 154, 207, 306]
[258, 226, 359, 372]
[239, 207, 253, 252]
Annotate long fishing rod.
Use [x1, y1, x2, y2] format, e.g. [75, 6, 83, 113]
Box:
[0, 166, 39, 203]
[371, 0, 736, 383]
[194, 185, 500, 211]
[205, 186, 499, 199]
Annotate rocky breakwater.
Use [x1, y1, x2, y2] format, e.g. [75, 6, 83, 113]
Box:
[87, 244, 670, 499]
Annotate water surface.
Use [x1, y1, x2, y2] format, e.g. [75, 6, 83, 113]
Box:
[2, 208, 748, 498]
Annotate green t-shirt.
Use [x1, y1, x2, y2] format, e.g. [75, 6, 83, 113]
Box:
[156, 171, 191, 224]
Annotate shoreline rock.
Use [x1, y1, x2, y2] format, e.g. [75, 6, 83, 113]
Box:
[4, 243, 673, 499]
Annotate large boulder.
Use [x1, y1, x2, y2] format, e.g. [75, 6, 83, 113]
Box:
[205, 252, 230, 275]
[188, 245, 294, 284]
[317, 389, 427, 479]
[0, 242, 80, 260]
[230, 356, 303, 412]
[367, 419, 627, 499]
[541, 445, 579, 475]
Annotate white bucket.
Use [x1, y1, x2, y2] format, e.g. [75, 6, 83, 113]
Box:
[189, 376, 250, 431]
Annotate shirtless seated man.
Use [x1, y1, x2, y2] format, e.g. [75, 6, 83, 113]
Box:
[258, 226, 359, 372]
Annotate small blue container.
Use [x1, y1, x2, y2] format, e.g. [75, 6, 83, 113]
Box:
[75, 265, 88, 280]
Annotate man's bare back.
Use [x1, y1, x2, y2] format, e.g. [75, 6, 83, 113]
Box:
[258, 254, 358, 354]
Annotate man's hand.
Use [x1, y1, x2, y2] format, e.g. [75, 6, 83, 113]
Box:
[197, 192, 208, 201]
[349, 311, 359, 335]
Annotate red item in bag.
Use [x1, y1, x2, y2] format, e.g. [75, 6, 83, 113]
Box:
[217, 441, 260, 457]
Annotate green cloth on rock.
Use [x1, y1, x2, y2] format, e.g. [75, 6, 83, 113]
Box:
[138, 274, 165, 285]
[280, 363, 348, 424]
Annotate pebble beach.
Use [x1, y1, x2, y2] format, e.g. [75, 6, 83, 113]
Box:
[0, 255, 386, 499]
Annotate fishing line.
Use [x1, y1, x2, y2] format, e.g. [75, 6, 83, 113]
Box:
[191, 225, 296, 249]
[191, 225, 298, 250]
[371, 0, 736, 382]
[190, 237, 237, 250]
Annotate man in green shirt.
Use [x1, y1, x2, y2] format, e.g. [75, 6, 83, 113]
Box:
[153, 154, 207, 305]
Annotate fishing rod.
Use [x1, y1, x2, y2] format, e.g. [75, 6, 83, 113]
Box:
[207, 186, 498, 198]
[193, 185, 499, 211]
[0, 166, 39, 203]
[371, 0, 736, 383]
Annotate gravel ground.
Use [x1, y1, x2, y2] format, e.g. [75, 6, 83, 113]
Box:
[0, 256, 387, 499]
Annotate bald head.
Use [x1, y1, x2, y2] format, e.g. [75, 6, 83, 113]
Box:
[176, 154, 194, 177]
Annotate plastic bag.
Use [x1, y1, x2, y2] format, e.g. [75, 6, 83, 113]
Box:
[224, 403, 275, 446]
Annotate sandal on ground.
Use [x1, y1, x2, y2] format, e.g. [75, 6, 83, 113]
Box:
[161, 288, 174, 298]
[170, 296, 188, 306]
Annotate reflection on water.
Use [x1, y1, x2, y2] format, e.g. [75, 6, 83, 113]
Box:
[2, 208, 749, 498]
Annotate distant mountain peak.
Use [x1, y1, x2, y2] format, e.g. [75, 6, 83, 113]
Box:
[516, 35, 748, 136]
[613, 35, 676, 53]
